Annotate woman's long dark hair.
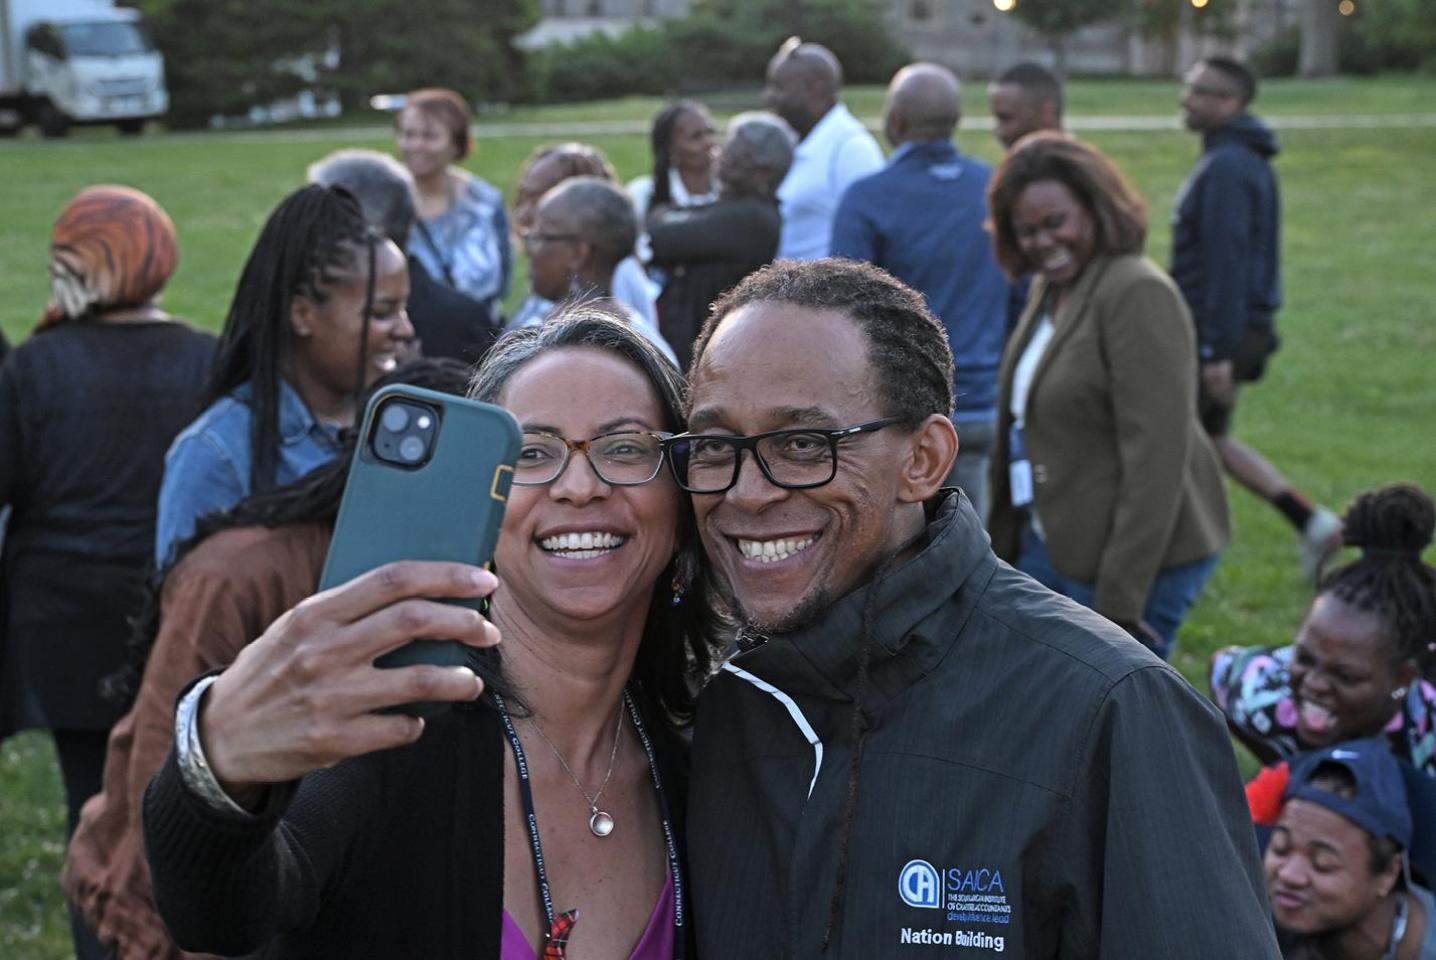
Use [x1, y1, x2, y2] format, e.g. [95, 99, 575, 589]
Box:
[647, 100, 702, 216]
[104, 358, 473, 709]
[202, 184, 377, 494]
[468, 302, 723, 727]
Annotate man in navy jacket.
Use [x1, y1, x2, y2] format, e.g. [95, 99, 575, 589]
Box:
[831, 63, 1010, 519]
[1172, 56, 1338, 580]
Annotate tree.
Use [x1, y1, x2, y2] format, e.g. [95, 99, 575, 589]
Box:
[1130, 0, 1238, 76]
[1008, 0, 1130, 75]
[135, 0, 538, 127]
[1298, 0, 1339, 76]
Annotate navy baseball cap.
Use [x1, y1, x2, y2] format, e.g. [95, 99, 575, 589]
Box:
[1284, 739, 1413, 850]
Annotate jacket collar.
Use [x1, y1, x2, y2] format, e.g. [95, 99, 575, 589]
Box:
[729, 490, 997, 708]
[888, 138, 960, 167]
[231, 378, 334, 446]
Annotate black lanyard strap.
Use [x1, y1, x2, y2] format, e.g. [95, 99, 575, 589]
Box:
[494, 689, 686, 959]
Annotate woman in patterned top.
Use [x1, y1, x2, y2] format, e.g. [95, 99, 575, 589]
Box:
[396, 87, 511, 322]
[1211, 483, 1436, 775]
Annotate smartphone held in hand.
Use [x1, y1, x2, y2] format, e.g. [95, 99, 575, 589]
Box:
[320, 384, 520, 712]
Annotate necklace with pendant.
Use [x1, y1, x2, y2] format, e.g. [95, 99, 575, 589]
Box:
[525, 697, 624, 837]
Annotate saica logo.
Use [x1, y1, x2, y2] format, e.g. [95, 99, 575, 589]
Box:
[899, 859, 942, 909]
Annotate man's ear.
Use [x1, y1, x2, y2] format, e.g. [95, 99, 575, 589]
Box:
[572, 240, 597, 280]
[289, 296, 315, 338]
[897, 414, 959, 504]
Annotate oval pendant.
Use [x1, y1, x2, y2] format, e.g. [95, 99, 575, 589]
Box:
[589, 810, 615, 837]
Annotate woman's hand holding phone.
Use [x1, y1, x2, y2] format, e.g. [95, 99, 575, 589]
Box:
[198, 560, 500, 805]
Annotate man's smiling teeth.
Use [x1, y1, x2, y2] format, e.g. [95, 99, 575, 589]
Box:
[738, 536, 817, 564]
[540, 531, 627, 558]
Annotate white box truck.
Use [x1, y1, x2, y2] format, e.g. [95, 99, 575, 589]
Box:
[0, 0, 168, 136]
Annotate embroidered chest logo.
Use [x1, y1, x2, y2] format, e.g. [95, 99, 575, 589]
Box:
[897, 858, 1012, 952]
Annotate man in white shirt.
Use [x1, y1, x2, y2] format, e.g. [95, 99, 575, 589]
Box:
[763, 37, 884, 260]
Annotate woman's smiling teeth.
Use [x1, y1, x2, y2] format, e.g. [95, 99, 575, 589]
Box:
[1042, 251, 1073, 273]
[540, 530, 627, 559]
[738, 535, 817, 564]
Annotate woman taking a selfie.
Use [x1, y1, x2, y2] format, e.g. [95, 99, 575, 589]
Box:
[144, 306, 718, 958]
[154, 184, 414, 566]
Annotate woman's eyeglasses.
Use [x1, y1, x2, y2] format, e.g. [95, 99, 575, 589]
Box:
[513, 430, 671, 486]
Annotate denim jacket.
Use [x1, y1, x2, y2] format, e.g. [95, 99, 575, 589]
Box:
[154, 379, 341, 567]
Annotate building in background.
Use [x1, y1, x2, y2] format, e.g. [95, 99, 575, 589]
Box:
[517, 0, 1301, 76]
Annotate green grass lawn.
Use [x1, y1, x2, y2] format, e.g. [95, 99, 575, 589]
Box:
[2, 74, 1435, 956]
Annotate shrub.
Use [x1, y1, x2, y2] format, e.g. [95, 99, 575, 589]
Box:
[527, 0, 909, 103]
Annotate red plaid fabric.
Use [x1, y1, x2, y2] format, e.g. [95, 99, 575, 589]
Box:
[541, 909, 579, 959]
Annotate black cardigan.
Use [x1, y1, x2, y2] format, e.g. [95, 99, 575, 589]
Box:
[143, 697, 689, 958]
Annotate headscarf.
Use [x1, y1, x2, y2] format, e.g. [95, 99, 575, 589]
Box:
[40, 185, 178, 328]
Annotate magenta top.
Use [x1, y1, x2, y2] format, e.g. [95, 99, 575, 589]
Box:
[500, 872, 675, 960]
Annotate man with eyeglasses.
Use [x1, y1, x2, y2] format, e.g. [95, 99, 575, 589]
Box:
[678, 258, 1281, 957]
[1173, 56, 1340, 582]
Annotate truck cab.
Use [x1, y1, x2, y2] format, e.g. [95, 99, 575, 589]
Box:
[0, 0, 168, 136]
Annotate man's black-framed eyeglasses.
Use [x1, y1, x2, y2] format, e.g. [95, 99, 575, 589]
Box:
[661, 417, 904, 494]
[513, 430, 671, 487]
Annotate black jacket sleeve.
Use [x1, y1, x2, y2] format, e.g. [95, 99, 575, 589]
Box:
[142, 747, 363, 955]
[1060, 665, 1281, 957]
[1191, 153, 1254, 363]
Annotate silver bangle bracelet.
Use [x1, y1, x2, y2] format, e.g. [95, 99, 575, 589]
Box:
[174, 675, 256, 818]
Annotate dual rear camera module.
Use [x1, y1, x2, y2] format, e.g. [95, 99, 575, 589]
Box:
[372, 398, 438, 467]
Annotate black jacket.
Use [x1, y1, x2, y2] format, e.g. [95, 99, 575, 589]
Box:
[144, 697, 690, 958]
[406, 256, 502, 366]
[1170, 113, 1282, 363]
[688, 492, 1279, 958]
[649, 196, 781, 371]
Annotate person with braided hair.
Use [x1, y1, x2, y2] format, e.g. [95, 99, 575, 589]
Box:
[1212, 483, 1436, 775]
[0, 184, 215, 960]
[153, 184, 414, 567]
[626, 100, 718, 221]
[64, 359, 469, 960]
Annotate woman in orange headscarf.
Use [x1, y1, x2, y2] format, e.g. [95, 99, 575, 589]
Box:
[0, 185, 215, 959]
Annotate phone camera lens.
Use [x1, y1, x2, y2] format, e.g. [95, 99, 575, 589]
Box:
[398, 435, 426, 463]
[381, 403, 409, 433]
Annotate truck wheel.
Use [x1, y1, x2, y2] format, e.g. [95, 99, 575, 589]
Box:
[37, 102, 69, 138]
[118, 118, 145, 136]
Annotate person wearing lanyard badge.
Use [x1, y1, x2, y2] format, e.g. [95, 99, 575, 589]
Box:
[986, 132, 1229, 658]
[142, 307, 717, 959]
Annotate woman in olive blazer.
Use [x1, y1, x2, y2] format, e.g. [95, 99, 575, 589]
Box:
[986, 134, 1229, 656]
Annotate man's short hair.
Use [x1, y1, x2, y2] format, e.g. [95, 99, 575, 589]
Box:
[1199, 56, 1257, 105]
[543, 176, 638, 275]
[994, 61, 1064, 113]
[693, 259, 955, 422]
[306, 149, 419, 247]
[723, 112, 796, 199]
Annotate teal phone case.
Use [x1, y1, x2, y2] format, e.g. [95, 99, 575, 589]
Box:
[319, 385, 520, 709]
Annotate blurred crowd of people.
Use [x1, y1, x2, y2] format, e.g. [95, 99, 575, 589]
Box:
[0, 38, 1432, 960]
